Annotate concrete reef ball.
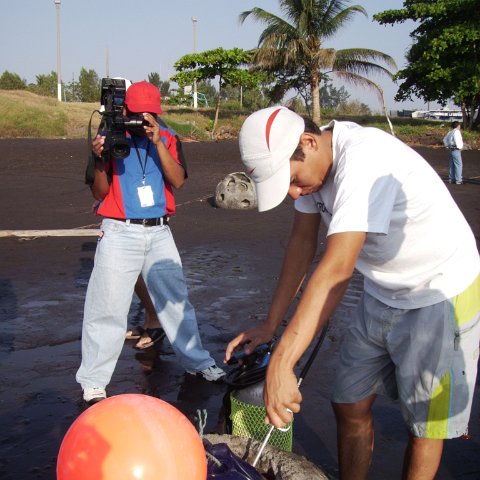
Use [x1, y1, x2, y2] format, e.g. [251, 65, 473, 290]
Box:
[215, 172, 257, 209]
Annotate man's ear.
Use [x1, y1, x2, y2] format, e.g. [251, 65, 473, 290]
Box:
[299, 132, 317, 150]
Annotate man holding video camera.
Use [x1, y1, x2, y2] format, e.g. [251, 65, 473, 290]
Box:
[76, 80, 225, 405]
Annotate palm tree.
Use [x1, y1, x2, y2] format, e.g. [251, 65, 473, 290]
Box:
[240, 0, 397, 124]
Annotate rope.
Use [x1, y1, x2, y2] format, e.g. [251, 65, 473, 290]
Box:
[175, 194, 212, 207]
[196, 409, 207, 438]
[195, 409, 222, 468]
[205, 451, 222, 468]
[0, 194, 215, 239]
[0, 194, 214, 239]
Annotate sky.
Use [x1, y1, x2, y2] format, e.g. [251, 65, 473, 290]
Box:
[0, 0, 435, 112]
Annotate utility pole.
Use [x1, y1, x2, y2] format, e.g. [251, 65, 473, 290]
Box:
[72, 73, 75, 102]
[106, 45, 110, 78]
[192, 16, 198, 109]
[54, 0, 62, 102]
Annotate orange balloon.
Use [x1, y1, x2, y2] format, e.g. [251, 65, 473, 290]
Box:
[57, 394, 207, 480]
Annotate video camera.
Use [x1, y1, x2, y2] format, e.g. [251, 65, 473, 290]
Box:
[98, 78, 146, 159]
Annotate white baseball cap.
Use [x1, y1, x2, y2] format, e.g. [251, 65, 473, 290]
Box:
[239, 106, 305, 212]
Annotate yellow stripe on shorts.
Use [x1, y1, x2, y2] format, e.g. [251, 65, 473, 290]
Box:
[452, 274, 480, 327]
[427, 274, 480, 439]
[426, 370, 451, 439]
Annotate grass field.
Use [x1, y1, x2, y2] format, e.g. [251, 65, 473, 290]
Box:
[1, 89, 478, 148]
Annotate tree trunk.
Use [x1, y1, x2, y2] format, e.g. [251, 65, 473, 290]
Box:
[473, 107, 480, 129]
[311, 76, 321, 125]
[212, 99, 221, 139]
[379, 88, 395, 136]
[461, 103, 471, 130]
[212, 81, 222, 139]
[472, 96, 480, 130]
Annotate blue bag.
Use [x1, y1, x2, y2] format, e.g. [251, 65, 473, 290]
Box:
[204, 440, 265, 480]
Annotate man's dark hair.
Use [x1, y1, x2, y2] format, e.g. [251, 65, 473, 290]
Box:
[291, 116, 322, 161]
[451, 121, 461, 129]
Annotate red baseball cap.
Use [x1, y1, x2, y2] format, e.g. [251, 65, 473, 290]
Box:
[125, 81, 163, 114]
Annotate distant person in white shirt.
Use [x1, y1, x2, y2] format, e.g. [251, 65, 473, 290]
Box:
[443, 121, 464, 184]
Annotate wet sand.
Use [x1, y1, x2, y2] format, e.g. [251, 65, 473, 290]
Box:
[0, 139, 479, 479]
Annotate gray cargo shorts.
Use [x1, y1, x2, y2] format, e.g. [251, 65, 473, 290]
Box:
[332, 277, 480, 439]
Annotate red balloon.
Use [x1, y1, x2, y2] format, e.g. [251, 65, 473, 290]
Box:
[57, 394, 207, 480]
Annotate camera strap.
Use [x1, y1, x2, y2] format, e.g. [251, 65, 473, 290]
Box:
[132, 137, 151, 184]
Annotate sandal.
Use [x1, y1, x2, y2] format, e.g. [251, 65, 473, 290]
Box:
[135, 328, 166, 350]
[125, 325, 145, 340]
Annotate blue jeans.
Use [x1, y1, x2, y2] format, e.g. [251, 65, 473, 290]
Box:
[448, 149, 463, 183]
[76, 218, 215, 389]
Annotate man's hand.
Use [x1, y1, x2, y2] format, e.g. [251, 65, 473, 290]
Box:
[264, 362, 301, 428]
[92, 134, 105, 157]
[90, 135, 110, 200]
[143, 113, 162, 145]
[92, 135, 105, 157]
[224, 324, 275, 364]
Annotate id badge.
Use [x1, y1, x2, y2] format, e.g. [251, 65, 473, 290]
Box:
[137, 185, 154, 207]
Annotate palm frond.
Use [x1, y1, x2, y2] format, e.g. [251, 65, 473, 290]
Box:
[333, 70, 384, 101]
[317, 4, 368, 39]
[239, 8, 296, 46]
[334, 59, 394, 80]
[335, 48, 397, 70]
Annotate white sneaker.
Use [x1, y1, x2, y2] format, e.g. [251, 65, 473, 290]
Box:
[187, 365, 226, 382]
[83, 387, 106, 405]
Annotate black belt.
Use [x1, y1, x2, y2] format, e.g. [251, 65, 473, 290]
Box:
[113, 216, 169, 227]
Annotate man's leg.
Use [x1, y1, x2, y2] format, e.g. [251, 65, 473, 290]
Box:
[448, 151, 455, 182]
[451, 149, 463, 183]
[331, 293, 397, 479]
[76, 220, 143, 391]
[134, 274, 162, 329]
[143, 226, 216, 371]
[402, 435, 443, 480]
[333, 394, 376, 480]
[133, 274, 166, 349]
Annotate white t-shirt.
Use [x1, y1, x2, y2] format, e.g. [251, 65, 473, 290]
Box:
[443, 128, 464, 149]
[295, 121, 479, 308]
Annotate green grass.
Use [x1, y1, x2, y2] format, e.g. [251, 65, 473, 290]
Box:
[0, 90, 100, 138]
[0, 90, 68, 137]
[1, 89, 479, 149]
